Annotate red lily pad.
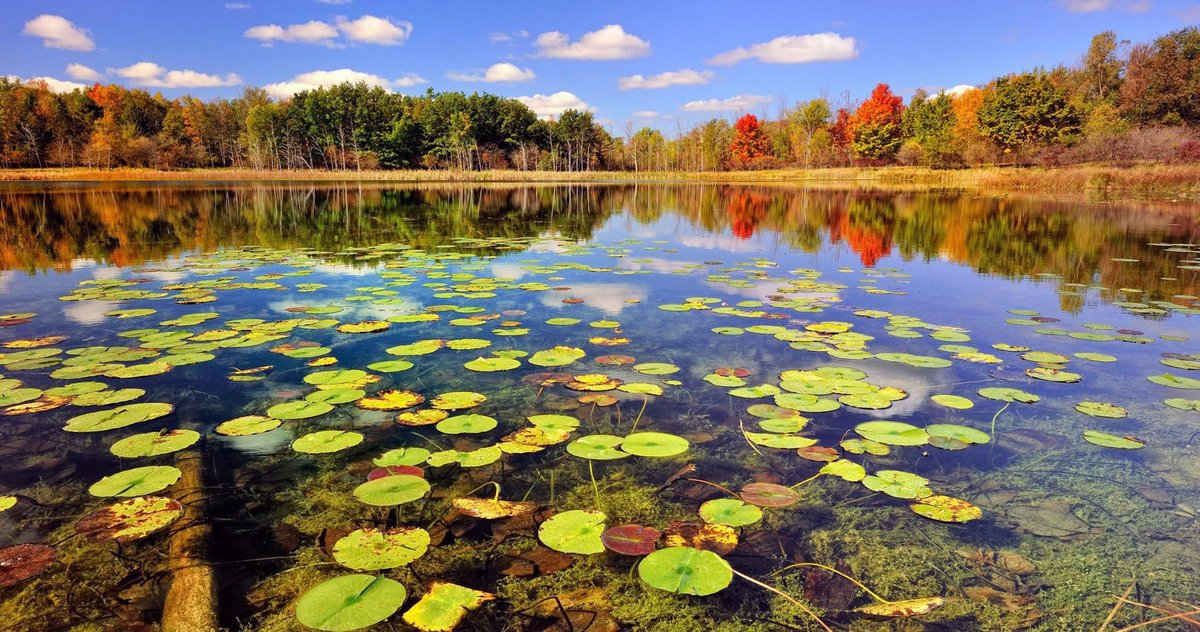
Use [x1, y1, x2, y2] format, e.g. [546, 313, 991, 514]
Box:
[601, 524, 661, 556]
[0, 544, 56, 588]
[740, 482, 801, 508]
[368, 465, 425, 480]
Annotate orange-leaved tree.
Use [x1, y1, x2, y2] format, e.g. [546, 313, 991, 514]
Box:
[730, 114, 770, 167]
[849, 84, 905, 161]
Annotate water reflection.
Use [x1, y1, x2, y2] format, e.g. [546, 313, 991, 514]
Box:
[0, 183, 1197, 313]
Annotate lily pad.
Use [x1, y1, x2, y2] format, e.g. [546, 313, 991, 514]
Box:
[463, 357, 520, 372]
[931, 394, 973, 410]
[64, 403, 174, 433]
[566, 435, 629, 460]
[740, 482, 800, 507]
[295, 574, 408, 632]
[333, 527, 430, 570]
[910, 495, 982, 523]
[402, 582, 495, 632]
[110, 429, 200, 458]
[854, 421, 929, 446]
[1075, 401, 1127, 418]
[861, 470, 932, 499]
[638, 547, 732, 596]
[0, 543, 56, 589]
[293, 430, 364, 454]
[699, 498, 762, 527]
[925, 424, 990, 445]
[538, 509, 606, 554]
[357, 390, 425, 411]
[268, 400, 334, 420]
[436, 414, 497, 435]
[75, 495, 182, 542]
[215, 415, 280, 436]
[601, 524, 661, 556]
[430, 391, 486, 411]
[353, 475, 431, 506]
[621, 432, 689, 457]
[89, 465, 182, 497]
[1147, 373, 1200, 389]
[1082, 430, 1144, 449]
[854, 596, 945, 619]
[978, 387, 1040, 404]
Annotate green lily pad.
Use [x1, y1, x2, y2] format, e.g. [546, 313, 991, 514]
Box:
[88, 465, 181, 497]
[744, 432, 817, 449]
[931, 394, 973, 410]
[1025, 367, 1082, 383]
[528, 414, 581, 431]
[333, 527, 430, 570]
[306, 389, 365, 405]
[401, 582, 494, 632]
[436, 414, 497, 435]
[820, 459, 866, 482]
[268, 400, 334, 420]
[861, 470, 932, 499]
[1164, 398, 1200, 412]
[1075, 401, 1127, 418]
[353, 475, 431, 506]
[566, 435, 629, 460]
[293, 430, 364, 454]
[71, 388, 146, 407]
[367, 360, 415, 373]
[215, 415, 280, 436]
[304, 369, 368, 387]
[854, 421, 929, 446]
[621, 432, 689, 457]
[925, 424, 990, 445]
[110, 429, 200, 458]
[699, 498, 762, 527]
[537, 509, 606, 554]
[373, 447, 431, 467]
[1147, 373, 1200, 389]
[425, 446, 502, 468]
[633, 362, 680, 375]
[1082, 431, 1144, 449]
[295, 574, 408, 632]
[528, 346, 585, 367]
[463, 357, 519, 372]
[75, 495, 182, 543]
[978, 387, 1040, 404]
[430, 391, 486, 411]
[638, 547, 732, 596]
[64, 403, 174, 433]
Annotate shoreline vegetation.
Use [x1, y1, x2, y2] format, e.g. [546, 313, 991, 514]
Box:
[1, 165, 1199, 198]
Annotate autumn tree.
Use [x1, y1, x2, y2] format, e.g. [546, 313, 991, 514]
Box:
[901, 91, 959, 167]
[977, 72, 1081, 155]
[848, 84, 905, 161]
[1120, 27, 1200, 125]
[730, 113, 770, 167]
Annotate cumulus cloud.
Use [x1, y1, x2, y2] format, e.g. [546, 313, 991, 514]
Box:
[680, 94, 772, 112]
[632, 110, 660, 118]
[534, 24, 650, 60]
[708, 33, 858, 66]
[8, 75, 89, 93]
[944, 84, 978, 97]
[263, 68, 423, 98]
[1059, 0, 1112, 11]
[22, 14, 95, 51]
[65, 63, 103, 81]
[447, 62, 536, 82]
[225, 3, 250, 8]
[1177, 4, 1200, 21]
[516, 91, 592, 119]
[335, 15, 412, 45]
[618, 69, 713, 90]
[111, 62, 242, 88]
[317, 0, 353, 4]
[245, 20, 339, 45]
[489, 30, 529, 43]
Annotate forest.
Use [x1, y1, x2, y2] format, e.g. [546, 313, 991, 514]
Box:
[1, 27, 1199, 172]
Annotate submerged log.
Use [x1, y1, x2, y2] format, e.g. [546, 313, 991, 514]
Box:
[161, 450, 217, 632]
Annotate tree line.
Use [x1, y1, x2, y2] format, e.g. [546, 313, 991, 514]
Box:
[2, 27, 1198, 172]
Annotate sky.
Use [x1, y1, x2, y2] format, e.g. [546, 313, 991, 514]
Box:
[5, 0, 1200, 131]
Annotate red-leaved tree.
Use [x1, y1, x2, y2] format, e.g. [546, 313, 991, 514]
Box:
[730, 114, 770, 167]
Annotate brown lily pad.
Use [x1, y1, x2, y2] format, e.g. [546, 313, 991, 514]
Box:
[451, 498, 538, 520]
[661, 521, 738, 555]
[75, 496, 182, 543]
[854, 596, 945, 619]
[740, 482, 801, 508]
[0, 543, 56, 588]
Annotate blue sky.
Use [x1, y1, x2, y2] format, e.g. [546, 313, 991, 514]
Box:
[6, 0, 1200, 130]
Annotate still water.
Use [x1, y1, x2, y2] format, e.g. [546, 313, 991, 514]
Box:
[0, 183, 1198, 631]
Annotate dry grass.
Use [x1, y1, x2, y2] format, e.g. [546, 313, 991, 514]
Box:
[1, 164, 1197, 196]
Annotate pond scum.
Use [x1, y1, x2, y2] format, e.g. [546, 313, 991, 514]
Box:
[0, 185, 1199, 631]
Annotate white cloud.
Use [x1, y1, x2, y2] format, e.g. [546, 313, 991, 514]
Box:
[22, 14, 95, 52]
[336, 15, 412, 45]
[394, 73, 427, 87]
[245, 20, 339, 45]
[1178, 4, 1200, 21]
[263, 68, 422, 98]
[490, 30, 530, 43]
[65, 63, 103, 81]
[448, 62, 536, 83]
[318, 0, 353, 4]
[534, 24, 650, 60]
[944, 84, 978, 97]
[225, 3, 250, 9]
[516, 91, 592, 119]
[111, 62, 242, 88]
[8, 76, 88, 93]
[681, 94, 772, 112]
[1129, 0, 1151, 11]
[1059, 0, 1112, 11]
[708, 33, 858, 66]
[632, 110, 660, 118]
[618, 69, 713, 90]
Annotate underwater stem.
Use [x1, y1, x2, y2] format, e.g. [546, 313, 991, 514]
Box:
[629, 395, 649, 433]
[684, 477, 739, 498]
[730, 569, 831, 632]
[789, 473, 824, 489]
[588, 460, 600, 511]
[774, 562, 889, 603]
[988, 402, 1010, 458]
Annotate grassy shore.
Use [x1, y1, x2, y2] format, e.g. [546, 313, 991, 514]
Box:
[1, 164, 1198, 197]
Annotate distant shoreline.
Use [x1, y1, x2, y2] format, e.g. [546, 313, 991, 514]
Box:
[1, 165, 1198, 198]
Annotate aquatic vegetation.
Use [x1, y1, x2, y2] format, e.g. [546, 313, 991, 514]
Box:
[0, 185, 1198, 631]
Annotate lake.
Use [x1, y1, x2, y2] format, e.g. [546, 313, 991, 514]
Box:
[0, 182, 1198, 631]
